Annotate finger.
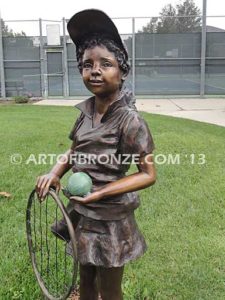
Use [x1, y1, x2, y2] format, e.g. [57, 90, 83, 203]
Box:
[56, 182, 61, 194]
[36, 176, 47, 195]
[36, 176, 43, 194]
[38, 195, 45, 203]
[36, 189, 42, 202]
[36, 175, 46, 188]
[39, 177, 50, 199]
[36, 176, 40, 188]
[42, 182, 52, 200]
[35, 181, 40, 194]
[70, 196, 85, 202]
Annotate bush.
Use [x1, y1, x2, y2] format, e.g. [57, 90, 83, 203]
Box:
[13, 96, 29, 104]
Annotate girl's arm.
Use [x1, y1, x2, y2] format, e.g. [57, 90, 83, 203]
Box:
[70, 153, 156, 204]
[36, 143, 75, 200]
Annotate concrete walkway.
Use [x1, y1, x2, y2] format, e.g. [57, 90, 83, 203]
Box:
[34, 98, 225, 127]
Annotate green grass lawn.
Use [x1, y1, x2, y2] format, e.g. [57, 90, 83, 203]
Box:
[0, 104, 225, 300]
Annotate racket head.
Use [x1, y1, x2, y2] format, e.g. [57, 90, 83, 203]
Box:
[26, 188, 78, 300]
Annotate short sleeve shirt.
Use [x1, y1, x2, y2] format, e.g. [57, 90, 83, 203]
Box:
[69, 89, 155, 220]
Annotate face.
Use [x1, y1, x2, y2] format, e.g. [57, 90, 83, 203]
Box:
[81, 46, 126, 98]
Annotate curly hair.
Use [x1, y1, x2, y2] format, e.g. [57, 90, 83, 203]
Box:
[76, 35, 130, 77]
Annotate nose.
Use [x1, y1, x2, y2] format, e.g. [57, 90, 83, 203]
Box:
[91, 63, 101, 76]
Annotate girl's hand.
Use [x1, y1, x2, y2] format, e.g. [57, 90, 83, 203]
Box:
[70, 154, 156, 204]
[36, 173, 61, 201]
[70, 191, 101, 204]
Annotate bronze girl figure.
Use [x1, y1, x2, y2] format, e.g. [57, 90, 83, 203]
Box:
[36, 9, 156, 300]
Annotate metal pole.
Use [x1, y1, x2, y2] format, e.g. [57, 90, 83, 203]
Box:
[0, 14, 6, 98]
[153, 33, 155, 58]
[39, 18, 46, 98]
[200, 0, 207, 97]
[62, 17, 69, 97]
[132, 17, 135, 96]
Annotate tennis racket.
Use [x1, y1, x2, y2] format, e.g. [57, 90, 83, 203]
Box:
[26, 188, 78, 300]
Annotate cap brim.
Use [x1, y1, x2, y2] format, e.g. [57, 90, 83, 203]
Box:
[67, 9, 128, 59]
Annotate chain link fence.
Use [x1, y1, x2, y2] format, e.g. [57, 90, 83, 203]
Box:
[0, 14, 225, 98]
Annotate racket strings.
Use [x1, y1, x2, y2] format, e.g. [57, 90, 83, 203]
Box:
[55, 204, 59, 294]
[28, 191, 75, 298]
[45, 196, 50, 285]
[33, 192, 37, 255]
[39, 199, 43, 276]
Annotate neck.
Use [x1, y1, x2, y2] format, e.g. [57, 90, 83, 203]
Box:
[94, 91, 120, 115]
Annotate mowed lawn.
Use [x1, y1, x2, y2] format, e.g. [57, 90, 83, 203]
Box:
[0, 103, 225, 300]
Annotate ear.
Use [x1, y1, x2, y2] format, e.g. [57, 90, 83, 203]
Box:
[121, 69, 129, 81]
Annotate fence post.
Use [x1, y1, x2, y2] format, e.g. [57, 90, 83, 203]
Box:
[200, 0, 207, 97]
[132, 17, 136, 96]
[0, 16, 6, 98]
[62, 17, 69, 98]
[39, 18, 46, 98]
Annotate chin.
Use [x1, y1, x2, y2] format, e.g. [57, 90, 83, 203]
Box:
[85, 84, 120, 98]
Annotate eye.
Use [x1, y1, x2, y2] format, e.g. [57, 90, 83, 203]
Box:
[83, 62, 93, 69]
[102, 61, 112, 67]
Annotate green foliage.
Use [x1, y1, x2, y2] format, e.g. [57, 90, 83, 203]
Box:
[140, 0, 201, 33]
[0, 105, 225, 299]
[13, 96, 29, 104]
[1, 19, 26, 37]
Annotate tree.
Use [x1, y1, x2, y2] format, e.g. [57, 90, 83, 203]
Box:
[141, 17, 159, 34]
[157, 4, 177, 33]
[176, 0, 201, 32]
[1, 19, 26, 37]
[140, 0, 201, 33]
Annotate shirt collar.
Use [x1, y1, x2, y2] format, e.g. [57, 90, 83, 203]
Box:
[75, 96, 95, 119]
[75, 88, 136, 120]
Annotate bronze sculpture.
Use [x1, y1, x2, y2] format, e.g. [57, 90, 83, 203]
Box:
[36, 9, 156, 300]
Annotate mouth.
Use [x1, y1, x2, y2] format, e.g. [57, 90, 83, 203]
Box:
[89, 80, 104, 86]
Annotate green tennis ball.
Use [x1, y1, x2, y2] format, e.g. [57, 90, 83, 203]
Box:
[67, 172, 92, 196]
